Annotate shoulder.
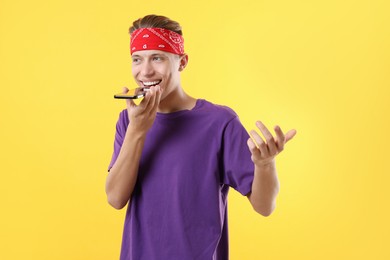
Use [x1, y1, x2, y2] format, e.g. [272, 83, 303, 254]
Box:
[115, 109, 130, 129]
[198, 99, 238, 122]
[198, 100, 248, 136]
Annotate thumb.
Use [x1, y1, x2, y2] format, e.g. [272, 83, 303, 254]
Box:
[122, 87, 129, 94]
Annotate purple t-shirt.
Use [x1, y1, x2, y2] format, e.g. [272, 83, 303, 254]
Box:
[108, 99, 254, 260]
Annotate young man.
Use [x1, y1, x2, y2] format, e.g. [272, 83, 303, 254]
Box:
[106, 15, 296, 260]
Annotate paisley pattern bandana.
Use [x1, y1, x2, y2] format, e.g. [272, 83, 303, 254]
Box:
[130, 28, 185, 55]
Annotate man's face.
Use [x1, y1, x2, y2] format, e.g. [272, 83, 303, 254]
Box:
[131, 50, 186, 98]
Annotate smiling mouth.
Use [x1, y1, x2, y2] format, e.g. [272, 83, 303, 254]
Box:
[141, 80, 162, 88]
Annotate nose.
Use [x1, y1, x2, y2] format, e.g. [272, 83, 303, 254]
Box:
[140, 60, 154, 78]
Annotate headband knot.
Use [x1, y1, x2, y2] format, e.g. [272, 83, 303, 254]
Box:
[130, 28, 184, 55]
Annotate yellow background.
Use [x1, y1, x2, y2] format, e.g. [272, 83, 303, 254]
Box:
[1, 0, 389, 259]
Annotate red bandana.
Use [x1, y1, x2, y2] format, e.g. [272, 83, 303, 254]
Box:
[130, 28, 185, 55]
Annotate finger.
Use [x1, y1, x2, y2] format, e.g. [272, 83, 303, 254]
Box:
[138, 86, 153, 111]
[250, 130, 269, 156]
[144, 86, 158, 114]
[150, 85, 162, 113]
[122, 87, 129, 94]
[247, 138, 261, 159]
[285, 129, 297, 143]
[274, 125, 285, 152]
[256, 121, 278, 155]
[126, 97, 136, 109]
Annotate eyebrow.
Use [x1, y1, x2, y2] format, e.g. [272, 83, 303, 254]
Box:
[151, 53, 168, 58]
[132, 52, 168, 59]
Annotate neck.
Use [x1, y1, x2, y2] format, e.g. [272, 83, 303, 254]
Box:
[157, 85, 196, 113]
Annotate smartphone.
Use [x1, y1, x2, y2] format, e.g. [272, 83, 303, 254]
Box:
[114, 87, 148, 99]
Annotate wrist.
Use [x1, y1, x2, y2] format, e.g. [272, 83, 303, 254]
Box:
[255, 159, 276, 171]
[125, 125, 147, 141]
[255, 158, 275, 168]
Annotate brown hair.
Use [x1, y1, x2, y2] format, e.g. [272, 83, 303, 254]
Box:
[129, 14, 183, 36]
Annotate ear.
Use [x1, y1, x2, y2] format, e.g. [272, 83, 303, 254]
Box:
[178, 54, 189, 71]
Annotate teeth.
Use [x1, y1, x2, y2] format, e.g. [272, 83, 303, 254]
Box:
[143, 80, 161, 86]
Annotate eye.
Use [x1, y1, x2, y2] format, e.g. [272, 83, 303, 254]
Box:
[132, 57, 141, 63]
[153, 56, 163, 61]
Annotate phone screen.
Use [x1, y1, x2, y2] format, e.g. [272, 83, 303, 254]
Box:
[114, 87, 147, 99]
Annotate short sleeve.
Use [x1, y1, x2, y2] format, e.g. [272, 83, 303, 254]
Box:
[107, 110, 129, 171]
[221, 116, 254, 196]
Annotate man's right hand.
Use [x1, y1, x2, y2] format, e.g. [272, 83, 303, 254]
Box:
[122, 85, 162, 134]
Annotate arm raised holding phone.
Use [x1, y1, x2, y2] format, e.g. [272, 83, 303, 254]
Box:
[105, 85, 162, 209]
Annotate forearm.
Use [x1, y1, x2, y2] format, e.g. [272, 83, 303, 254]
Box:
[105, 128, 146, 209]
[248, 160, 280, 216]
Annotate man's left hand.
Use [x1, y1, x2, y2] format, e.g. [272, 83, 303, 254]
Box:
[247, 121, 297, 166]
